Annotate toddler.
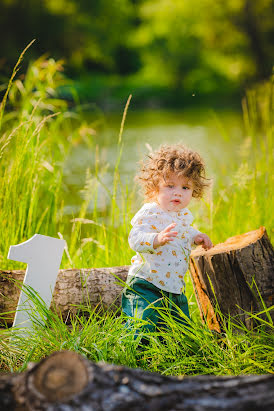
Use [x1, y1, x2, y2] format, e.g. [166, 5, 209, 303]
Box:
[122, 144, 213, 338]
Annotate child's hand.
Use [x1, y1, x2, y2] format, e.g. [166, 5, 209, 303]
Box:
[153, 223, 178, 249]
[194, 233, 213, 250]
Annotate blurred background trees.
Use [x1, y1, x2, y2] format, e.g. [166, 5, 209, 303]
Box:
[0, 0, 273, 108]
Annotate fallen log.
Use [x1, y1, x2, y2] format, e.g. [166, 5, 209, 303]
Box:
[189, 226, 274, 331]
[0, 266, 129, 325]
[0, 350, 273, 410]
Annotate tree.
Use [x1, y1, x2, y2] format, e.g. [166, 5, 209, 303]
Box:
[132, 0, 273, 93]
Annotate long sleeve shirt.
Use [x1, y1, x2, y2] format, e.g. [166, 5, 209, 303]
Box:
[127, 202, 201, 294]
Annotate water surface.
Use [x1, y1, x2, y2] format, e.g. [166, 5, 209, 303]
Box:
[62, 108, 244, 216]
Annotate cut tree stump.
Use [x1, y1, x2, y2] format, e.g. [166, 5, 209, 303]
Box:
[0, 350, 273, 410]
[189, 226, 274, 331]
[0, 266, 129, 325]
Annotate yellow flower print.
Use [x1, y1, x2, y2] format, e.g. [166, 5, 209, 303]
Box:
[147, 277, 153, 281]
[145, 242, 151, 246]
[184, 212, 188, 215]
[178, 275, 183, 279]
[151, 225, 157, 230]
[166, 272, 171, 278]
[151, 269, 157, 273]
[172, 250, 177, 256]
[159, 280, 165, 286]
[140, 241, 144, 245]
[181, 234, 185, 239]
[156, 251, 162, 256]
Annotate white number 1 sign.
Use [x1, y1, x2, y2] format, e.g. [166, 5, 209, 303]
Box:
[8, 234, 65, 329]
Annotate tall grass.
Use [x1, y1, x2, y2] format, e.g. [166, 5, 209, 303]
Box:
[1, 282, 273, 375]
[0, 53, 67, 268]
[197, 76, 273, 244]
[0, 50, 138, 270]
[0, 51, 273, 375]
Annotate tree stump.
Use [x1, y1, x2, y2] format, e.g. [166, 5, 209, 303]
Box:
[189, 226, 274, 331]
[0, 266, 129, 326]
[0, 350, 273, 410]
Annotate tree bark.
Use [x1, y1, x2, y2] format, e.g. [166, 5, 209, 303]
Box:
[0, 266, 129, 326]
[189, 226, 274, 331]
[0, 350, 273, 411]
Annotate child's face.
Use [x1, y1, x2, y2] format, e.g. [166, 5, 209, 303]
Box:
[156, 173, 194, 212]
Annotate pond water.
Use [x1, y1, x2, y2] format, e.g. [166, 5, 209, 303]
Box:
[62, 107, 244, 217]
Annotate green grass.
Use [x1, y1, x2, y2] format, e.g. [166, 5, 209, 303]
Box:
[0, 282, 273, 375]
[189, 77, 274, 245]
[0, 50, 273, 375]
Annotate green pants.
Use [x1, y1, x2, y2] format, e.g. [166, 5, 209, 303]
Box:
[121, 276, 190, 338]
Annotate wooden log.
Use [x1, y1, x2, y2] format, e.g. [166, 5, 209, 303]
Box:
[0, 350, 273, 410]
[189, 226, 274, 331]
[0, 266, 129, 325]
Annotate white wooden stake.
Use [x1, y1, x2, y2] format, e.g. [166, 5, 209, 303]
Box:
[8, 234, 65, 329]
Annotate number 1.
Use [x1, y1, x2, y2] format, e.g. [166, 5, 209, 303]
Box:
[8, 234, 65, 329]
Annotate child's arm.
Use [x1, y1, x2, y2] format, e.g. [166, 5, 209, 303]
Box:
[189, 226, 202, 245]
[193, 233, 213, 250]
[188, 225, 213, 250]
[153, 223, 178, 249]
[128, 214, 159, 254]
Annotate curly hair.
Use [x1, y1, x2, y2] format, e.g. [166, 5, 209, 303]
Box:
[135, 144, 209, 201]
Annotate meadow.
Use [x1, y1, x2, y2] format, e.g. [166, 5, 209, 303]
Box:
[0, 48, 273, 376]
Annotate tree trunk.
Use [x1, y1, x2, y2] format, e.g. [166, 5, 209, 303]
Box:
[0, 266, 129, 325]
[189, 226, 274, 331]
[0, 350, 273, 410]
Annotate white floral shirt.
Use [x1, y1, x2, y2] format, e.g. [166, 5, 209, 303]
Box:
[127, 202, 201, 294]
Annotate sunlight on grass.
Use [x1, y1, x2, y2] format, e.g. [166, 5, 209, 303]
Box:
[1, 282, 273, 375]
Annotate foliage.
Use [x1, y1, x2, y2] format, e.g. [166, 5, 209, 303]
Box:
[133, 0, 273, 93]
[0, 0, 273, 104]
[0, 0, 140, 77]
